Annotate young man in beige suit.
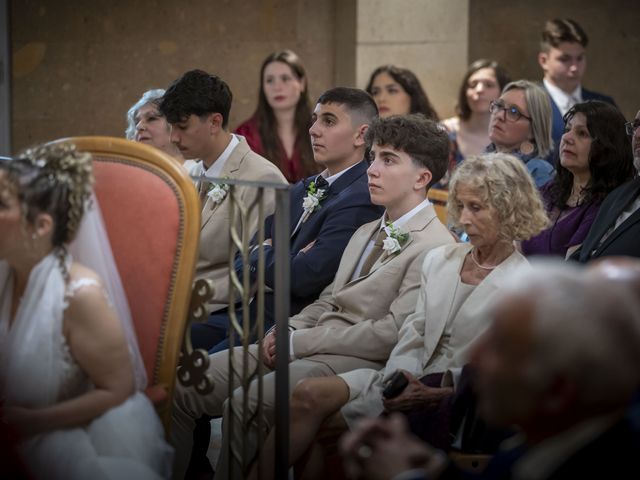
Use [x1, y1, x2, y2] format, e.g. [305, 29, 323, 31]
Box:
[160, 70, 287, 312]
[170, 113, 455, 478]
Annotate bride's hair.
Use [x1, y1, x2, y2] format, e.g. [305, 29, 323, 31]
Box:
[2, 142, 94, 247]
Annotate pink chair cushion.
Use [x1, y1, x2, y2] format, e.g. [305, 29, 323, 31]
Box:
[93, 159, 181, 383]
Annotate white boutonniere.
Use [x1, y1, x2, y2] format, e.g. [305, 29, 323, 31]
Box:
[300, 180, 327, 223]
[382, 222, 409, 255]
[206, 178, 230, 206]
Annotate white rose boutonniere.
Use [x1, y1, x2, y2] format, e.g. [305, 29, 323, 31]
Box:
[382, 222, 409, 255]
[300, 180, 327, 223]
[207, 179, 230, 206]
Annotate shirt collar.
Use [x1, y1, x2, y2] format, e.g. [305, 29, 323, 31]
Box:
[319, 161, 360, 187]
[544, 78, 582, 116]
[202, 134, 240, 178]
[380, 198, 432, 231]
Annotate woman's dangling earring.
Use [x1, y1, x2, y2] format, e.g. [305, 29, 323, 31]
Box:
[520, 140, 534, 155]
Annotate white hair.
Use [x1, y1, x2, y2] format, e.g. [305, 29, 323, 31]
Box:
[125, 89, 166, 140]
[499, 260, 640, 411]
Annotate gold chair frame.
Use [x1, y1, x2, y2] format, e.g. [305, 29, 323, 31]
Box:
[49, 136, 200, 432]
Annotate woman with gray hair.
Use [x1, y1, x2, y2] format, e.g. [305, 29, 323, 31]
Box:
[487, 80, 555, 187]
[125, 89, 188, 166]
[250, 153, 549, 480]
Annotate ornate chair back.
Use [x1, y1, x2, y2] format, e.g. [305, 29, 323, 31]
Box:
[49, 136, 200, 433]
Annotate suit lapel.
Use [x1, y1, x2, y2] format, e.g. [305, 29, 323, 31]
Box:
[596, 198, 640, 254]
[291, 160, 369, 240]
[366, 205, 437, 276]
[201, 141, 245, 230]
[289, 181, 308, 239]
[334, 221, 380, 288]
[588, 181, 640, 254]
[323, 160, 368, 202]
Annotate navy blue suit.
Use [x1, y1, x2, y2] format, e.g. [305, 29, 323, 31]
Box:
[571, 177, 640, 262]
[191, 160, 383, 353]
[545, 85, 616, 165]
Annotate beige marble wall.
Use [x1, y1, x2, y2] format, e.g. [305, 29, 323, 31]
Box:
[10, 1, 639, 152]
[10, 0, 336, 152]
[354, 0, 470, 120]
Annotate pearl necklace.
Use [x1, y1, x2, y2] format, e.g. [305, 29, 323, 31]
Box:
[470, 248, 498, 270]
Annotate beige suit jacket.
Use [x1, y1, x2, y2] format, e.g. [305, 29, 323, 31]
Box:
[289, 204, 454, 374]
[340, 243, 529, 425]
[196, 137, 287, 311]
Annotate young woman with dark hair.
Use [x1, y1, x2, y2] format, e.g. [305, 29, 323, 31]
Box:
[366, 65, 439, 121]
[235, 50, 317, 182]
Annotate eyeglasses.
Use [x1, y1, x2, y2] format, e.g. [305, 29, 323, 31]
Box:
[489, 100, 532, 122]
[625, 120, 640, 136]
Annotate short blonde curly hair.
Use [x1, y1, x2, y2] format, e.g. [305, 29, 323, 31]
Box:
[448, 153, 549, 241]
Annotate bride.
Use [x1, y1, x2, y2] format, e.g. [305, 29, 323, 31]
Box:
[0, 143, 172, 479]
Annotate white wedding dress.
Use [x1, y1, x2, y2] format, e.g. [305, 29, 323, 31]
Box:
[0, 199, 173, 479]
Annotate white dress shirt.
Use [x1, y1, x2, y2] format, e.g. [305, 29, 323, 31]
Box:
[190, 134, 241, 184]
[544, 78, 582, 116]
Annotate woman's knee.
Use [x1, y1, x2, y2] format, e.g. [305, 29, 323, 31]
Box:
[291, 377, 347, 418]
[291, 378, 323, 416]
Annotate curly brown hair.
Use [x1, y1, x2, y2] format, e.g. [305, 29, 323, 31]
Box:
[365, 114, 450, 188]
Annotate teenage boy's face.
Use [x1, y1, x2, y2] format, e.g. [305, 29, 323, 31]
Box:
[309, 102, 361, 169]
[538, 41, 586, 93]
[169, 114, 212, 159]
[367, 144, 428, 211]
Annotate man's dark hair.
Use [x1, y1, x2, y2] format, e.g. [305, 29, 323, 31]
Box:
[159, 69, 232, 128]
[316, 87, 378, 125]
[365, 114, 449, 188]
[540, 19, 589, 52]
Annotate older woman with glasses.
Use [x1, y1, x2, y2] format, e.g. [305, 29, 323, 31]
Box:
[521, 100, 635, 258]
[486, 80, 555, 187]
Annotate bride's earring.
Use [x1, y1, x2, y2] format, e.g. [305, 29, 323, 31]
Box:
[520, 140, 534, 155]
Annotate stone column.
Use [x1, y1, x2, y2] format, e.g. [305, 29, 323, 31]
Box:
[336, 0, 470, 119]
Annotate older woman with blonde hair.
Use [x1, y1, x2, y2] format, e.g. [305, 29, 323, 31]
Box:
[251, 153, 549, 480]
[487, 80, 555, 187]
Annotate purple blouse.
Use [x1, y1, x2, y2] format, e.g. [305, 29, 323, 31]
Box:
[521, 184, 601, 257]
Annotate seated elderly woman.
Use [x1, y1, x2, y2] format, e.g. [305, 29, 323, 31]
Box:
[520, 101, 634, 258]
[125, 88, 192, 169]
[486, 80, 555, 187]
[251, 153, 548, 479]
